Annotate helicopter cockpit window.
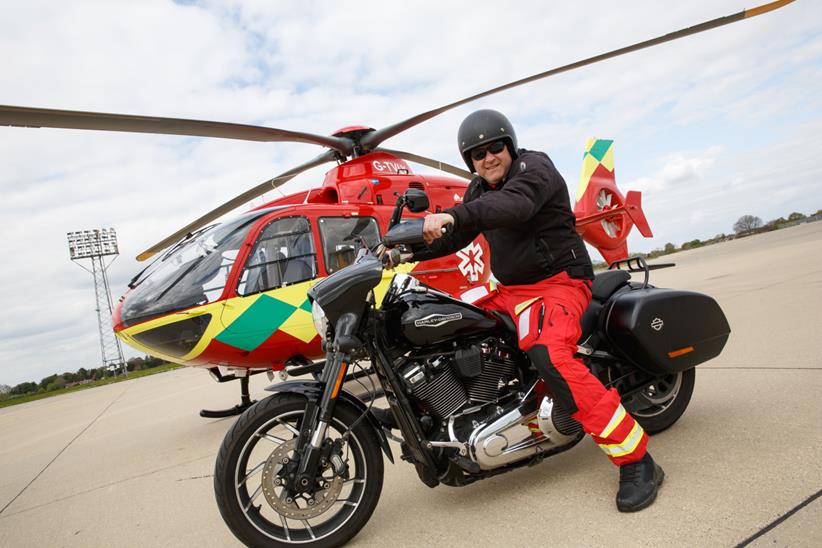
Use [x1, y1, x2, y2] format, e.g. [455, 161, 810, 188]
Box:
[120, 209, 271, 327]
[318, 216, 381, 273]
[237, 216, 317, 296]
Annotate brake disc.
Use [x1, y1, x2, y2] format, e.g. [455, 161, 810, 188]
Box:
[260, 439, 344, 520]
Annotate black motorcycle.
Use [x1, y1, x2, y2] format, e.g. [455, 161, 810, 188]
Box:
[214, 189, 731, 547]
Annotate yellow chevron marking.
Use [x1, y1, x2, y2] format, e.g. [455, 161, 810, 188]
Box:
[278, 308, 317, 343]
[601, 143, 615, 172]
[577, 139, 598, 202]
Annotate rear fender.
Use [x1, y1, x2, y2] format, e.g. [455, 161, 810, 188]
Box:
[265, 380, 394, 463]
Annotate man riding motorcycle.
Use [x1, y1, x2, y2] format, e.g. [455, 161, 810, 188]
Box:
[400, 109, 664, 512]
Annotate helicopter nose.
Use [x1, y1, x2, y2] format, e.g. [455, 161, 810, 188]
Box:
[128, 314, 212, 359]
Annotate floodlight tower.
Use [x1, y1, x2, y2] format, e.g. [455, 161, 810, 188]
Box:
[67, 228, 127, 376]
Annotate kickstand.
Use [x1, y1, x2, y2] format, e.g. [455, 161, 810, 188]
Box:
[200, 375, 257, 418]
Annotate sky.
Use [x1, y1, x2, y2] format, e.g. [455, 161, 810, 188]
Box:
[1, 0, 820, 386]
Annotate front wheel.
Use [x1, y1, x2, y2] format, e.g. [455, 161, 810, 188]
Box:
[623, 368, 696, 435]
[214, 393, 384, 547]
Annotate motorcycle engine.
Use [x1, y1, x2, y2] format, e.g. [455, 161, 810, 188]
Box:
[398, 338, 583, 472]
[398, 339, 519, 420]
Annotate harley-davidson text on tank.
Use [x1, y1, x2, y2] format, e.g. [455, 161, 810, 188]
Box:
[414, 313, 464, 328]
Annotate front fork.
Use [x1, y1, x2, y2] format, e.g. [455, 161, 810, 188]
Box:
[291, 349, 350, 492]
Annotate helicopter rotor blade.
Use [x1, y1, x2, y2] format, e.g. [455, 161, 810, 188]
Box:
[360, 0, 796, 150]
[0, 105, 354, 154]
[376, 148, 473, 180]
[136, 149, 338, 262]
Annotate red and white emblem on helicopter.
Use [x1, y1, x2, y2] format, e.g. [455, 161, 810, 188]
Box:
[456, 242, 484, 283]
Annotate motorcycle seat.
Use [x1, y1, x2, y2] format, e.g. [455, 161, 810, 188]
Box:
[591, 270, 631, 301]
[579, 270, 631, 343]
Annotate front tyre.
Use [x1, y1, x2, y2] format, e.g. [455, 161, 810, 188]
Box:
[623, 368, 696, 435]
[214, 393, 384, 547]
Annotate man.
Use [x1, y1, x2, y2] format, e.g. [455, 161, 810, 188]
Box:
[415, 109, 663, 512]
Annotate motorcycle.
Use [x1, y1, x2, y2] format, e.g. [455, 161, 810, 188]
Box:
[213, 189, 731, 547]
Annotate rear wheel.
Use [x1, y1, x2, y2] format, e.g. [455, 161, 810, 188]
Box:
[623, 368, 696, 435]
[214, 393, 384, 547]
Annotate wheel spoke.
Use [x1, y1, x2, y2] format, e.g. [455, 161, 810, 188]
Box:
[301, 520, 316, 539]
[276, 418, 300, 436]
[332, 497, 359, 508]
[343, 478, 365, 485]
[257, 432, 288, 444]
[237, 460, 266, 488]
[244, 485, 263, 512]
[279, 515, 291, 541]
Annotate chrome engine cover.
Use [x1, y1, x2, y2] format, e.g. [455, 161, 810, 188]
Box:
[449, 384, 582, 471]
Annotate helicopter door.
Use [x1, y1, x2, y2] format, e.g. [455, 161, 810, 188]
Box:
[236, 216, 317, 296]
[216, 216, 319, 354]
[317, 216, 381, 273]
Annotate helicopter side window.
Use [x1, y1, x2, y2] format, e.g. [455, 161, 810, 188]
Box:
[318, 216, 381, 273]
[237, 216, 317, 296]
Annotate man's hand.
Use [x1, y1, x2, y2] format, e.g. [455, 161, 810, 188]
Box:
[382, 247, 402, 270]
[423, 213, 455, 245]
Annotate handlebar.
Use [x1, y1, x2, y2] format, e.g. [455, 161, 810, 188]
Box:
[381, 218, 452, 247]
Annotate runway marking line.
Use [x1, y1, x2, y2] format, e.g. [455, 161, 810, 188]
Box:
[0, 385, 130, 516]
[735, 488, 822, 547]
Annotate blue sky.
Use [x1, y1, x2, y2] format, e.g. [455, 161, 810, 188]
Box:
[1, 0, 820, 385]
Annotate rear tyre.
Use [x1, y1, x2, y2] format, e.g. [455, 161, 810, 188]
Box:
[623, 368, 696, 435]
[214, 393, 384, 547]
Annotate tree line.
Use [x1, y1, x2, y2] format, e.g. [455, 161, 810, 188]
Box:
[0, 355, 168, 401]
[593, 207, 821, 268]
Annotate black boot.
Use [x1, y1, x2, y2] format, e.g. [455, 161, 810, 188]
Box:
[616, 453, 664, 512]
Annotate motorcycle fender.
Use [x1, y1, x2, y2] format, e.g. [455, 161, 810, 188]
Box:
[264, 380, 394, 463]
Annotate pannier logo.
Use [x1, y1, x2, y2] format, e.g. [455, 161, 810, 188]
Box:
[651, 317, 664, 331]
[414, 313, 463, 328]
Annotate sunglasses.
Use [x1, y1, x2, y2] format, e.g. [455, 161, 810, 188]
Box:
[470, 140, 506, 161]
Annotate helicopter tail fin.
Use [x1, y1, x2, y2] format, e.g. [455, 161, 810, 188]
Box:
[624, 190, 652, 237]
[575, 138, 614, 206]
[574, 138, 653, 264]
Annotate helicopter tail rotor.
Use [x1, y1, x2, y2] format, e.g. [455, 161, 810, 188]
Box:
[574, 138, 654, 262]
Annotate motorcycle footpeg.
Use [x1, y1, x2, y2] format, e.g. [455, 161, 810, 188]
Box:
[451, 455, 480, 474]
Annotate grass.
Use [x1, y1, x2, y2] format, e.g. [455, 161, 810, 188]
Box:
[0, 363, 184, 409]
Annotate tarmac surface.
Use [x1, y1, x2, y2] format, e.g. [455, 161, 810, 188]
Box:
[1, 221, 820, 547]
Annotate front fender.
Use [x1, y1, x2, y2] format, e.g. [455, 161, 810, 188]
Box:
[265, 380, 394, 463]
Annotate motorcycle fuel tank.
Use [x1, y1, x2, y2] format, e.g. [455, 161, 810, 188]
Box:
[395, 289, 501, 347]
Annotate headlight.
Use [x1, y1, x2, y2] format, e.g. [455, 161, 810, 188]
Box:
[311, 299, 328, 338]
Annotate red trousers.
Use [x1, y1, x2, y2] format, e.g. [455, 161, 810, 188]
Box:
[459, 272, 648, 466]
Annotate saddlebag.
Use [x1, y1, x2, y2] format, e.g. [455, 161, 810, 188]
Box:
[603, 288, 730, 375]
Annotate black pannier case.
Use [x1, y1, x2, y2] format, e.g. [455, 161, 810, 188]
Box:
[604, 288, 730, 375]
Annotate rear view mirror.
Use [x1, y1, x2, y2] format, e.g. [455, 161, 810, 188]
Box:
[404, 188, 429, 213]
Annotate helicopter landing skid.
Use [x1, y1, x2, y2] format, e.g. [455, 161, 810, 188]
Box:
[200, 374, 257, 418]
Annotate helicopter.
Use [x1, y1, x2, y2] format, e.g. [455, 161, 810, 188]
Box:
[0, 0, 792, 417]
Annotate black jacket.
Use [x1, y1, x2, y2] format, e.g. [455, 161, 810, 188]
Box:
[415, 149, 593, 285]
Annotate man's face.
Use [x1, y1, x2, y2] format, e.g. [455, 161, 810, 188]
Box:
[470, 140, 512, 186]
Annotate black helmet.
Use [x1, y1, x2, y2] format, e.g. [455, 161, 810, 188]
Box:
[457, 109, 518, 171]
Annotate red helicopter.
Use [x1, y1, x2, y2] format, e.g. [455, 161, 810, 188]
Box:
[5, 0, 787, 415]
